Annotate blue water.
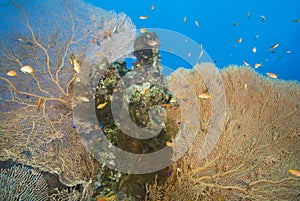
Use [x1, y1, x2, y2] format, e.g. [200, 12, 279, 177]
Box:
[86, 0, 300, 81]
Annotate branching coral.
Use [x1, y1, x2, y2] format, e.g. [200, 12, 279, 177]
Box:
[0, 0, 135, 199]
[146, 63, 300, 201]
[0, 165, 48, 200]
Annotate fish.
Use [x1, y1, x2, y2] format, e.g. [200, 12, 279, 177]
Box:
[183, 16, 187, 23]
[285, 50, 292, 54]
[247, 11, 250, 20]
[255, 34, 259, 41]
[151, 5, 155, 10]
[6, 70, 17, 76]
[79, 96, 90, 102]
[233, 22, 239, 26]
[140, 28, 147, 33]
[266, 72, 278, 79]
[187, 52, 192, 57]
[292, 19, 300, 23]
[18, 37, 27, 42]
[166, 141, 174, 147]
[198, 92, 210, 99]
[254, 63, 262, 68]
[72, 58, 80, 73]
[289, 169, 300, 177]
[260, 15, 266, 23]
[195, 20, 200, 28]
[236, 38, 242, 43]
[139, 15, 148, 20]
[198, 50, 204, 59]
[21, 65, 35, 74]
[97, 101, 108, 109]
[243, 61, 250, 66]
[252, 47, 257, 53]
[269, 43, 279, 51]
[244, 83, 248, 90]
[37, 97, 42, 111]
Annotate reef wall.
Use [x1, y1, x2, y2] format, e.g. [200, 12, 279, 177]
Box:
[146, 63, 300, 201]
[0, 0, 135, 199]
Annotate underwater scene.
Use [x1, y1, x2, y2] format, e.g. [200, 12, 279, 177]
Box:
[0, 0, 299, 200]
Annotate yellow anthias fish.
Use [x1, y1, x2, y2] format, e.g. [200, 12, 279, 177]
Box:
[139, 15, 148, 20]
[198, 92, 210, 99]
[21, 65, 35, 74]
[7, 70, 17, 76]
[288, 169, 300, 177]
[266, 72, 278, 79]
[97, 101, 108, 109]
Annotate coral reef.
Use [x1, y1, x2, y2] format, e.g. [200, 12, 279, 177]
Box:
[146, 63, 300, 201]
[1, 1, 299, 200]
[0, 165, 48, 200]
[0, 0, 135, 199]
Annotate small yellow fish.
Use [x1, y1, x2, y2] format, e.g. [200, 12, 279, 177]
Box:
[252, 47, 257, 53]
[97, 101, 108, 109]
[166, 141, 174, 147]
[236, 38, 242, 43]
[289, 169, 300, 177]
[260, 15, 266, 23]
[243, 61, 250, 66]
[269, 43, 279, 51]
[139, 15, 148, 20]
[18, 37, 27, 42]
[21, 65, 35, 74]
[254, 63, 262, 68]
[183, 16, 187, 23]
[195, 20, 200, 28]
[6, 70, 17, 76]
[72, 58, 80, 73]
[198, 92, 210, 99]
[79, 96, 90, 103]
[266, 72, 278, 79]
[37, 97, 42, 111]
[140, 28, 147, 33]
